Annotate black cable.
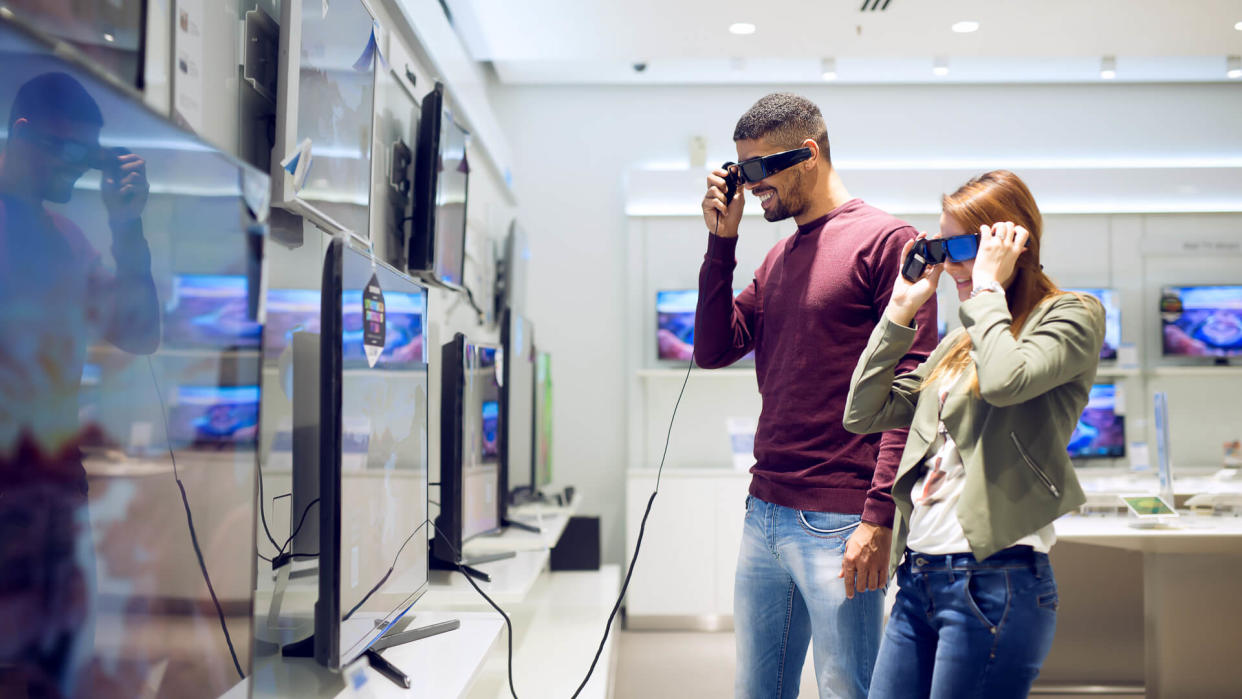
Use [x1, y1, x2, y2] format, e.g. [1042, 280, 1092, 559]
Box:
[280, 497, 320, 555]
[342, 520, 429, 622]
[146, 357, 245, 680]
[430, 520, 519, 699]
[570, 354, 692, 698]
[429, 500, 440, 507]
[255, 456, 282, 553]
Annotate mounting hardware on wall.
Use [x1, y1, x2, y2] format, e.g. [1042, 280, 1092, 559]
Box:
[242, 8, 279, 103]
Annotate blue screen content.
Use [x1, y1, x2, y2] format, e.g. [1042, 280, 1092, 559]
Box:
[1161, 286, 1242, 358]
[163, 274, 263, 349]
[656, 289, 755, 362]
[1064, 288, 1120, 360]
[1067, 384, 1126, 459]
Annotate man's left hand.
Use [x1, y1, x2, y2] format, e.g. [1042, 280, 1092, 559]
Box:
[839, 521, 892, 600]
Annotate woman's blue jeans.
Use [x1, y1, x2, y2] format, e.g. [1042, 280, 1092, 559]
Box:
[868, 546, 1059, 699]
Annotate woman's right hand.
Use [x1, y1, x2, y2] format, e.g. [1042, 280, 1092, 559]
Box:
[886, 233, 942, 327]
[702, 167, 744, 237]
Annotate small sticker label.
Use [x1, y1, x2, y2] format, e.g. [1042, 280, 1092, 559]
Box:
[363, 274, 385, 368]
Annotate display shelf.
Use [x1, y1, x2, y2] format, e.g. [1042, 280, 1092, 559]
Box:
[229, 610, 504, 699]
[1150, 364, 1242, 377]
[467, 498, 579, 554]
[1095, 365, 1142, 378]
[423, 547, 551, 606]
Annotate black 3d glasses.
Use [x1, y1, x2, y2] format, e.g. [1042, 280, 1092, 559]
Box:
[730, 147, 813, 184]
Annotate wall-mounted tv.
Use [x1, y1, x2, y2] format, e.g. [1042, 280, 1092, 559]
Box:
[272, 0, 376, 235]
[409, 82, 469, 288]
[656, 289, 754, 363]
[1064, 288, 1121, 360]
[1161, 285, 1242, 358]
[1067, 383, 1126, 460]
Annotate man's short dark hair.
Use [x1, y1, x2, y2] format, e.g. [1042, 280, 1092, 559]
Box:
[8, 72, 104, 131]
[733, 93, 830, 164]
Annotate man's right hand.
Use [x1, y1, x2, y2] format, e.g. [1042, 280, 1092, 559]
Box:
[703, 168, 744, 238]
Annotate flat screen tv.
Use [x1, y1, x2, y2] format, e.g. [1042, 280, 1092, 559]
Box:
[656, 288, 755, 363]
[0, 13, 266, 694]
[272, 0, 375, 235]
[2, 0, 146, 88]
[432, 334, 512, 579]
[409, 82, 468, 288]
[1160, 285, 1242, 358]
[501, 309, 534, 502]
[306, 236, 431, 671]
[1067, 383, 1126, 459]
[1064, 288, 1120, 360]
[533, 351, 553, 489]
[494, 218, 529, 319]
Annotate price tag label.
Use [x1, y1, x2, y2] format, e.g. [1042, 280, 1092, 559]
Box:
[363, 274, 385, 368]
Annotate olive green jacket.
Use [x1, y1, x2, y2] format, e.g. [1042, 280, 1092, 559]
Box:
[844, 291, 1105, 570]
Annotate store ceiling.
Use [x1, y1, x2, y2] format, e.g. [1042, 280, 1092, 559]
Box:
[443, 0, 1242, 84]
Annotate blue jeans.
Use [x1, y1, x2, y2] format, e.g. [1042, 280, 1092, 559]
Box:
[734, 495, 884, 699]
[869, 547, 1059, 699]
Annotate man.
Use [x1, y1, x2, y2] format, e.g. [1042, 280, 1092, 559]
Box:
[696, 93, 937, 698]
[0, 71, 157, 696]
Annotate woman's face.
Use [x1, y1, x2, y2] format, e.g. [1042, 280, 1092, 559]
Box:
[936, 213, 975, 302]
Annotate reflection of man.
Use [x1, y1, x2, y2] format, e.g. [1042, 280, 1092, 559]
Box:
[0, 71, 158, 695]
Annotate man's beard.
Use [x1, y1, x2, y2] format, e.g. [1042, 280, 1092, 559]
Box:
[762, 172, 806, 222]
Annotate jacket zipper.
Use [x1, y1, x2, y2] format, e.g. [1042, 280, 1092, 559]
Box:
[1010, 432, 1061, 498]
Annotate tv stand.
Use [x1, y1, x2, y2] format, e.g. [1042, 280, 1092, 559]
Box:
[503, 516, 541, 534]
[281, 614, 461, 688]
[429, 549, 516, 582]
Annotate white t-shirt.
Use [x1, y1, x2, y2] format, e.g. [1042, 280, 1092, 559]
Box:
[907, 372, 1056, 556]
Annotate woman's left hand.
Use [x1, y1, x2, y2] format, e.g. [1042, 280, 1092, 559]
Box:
[971, 222, 1028, 290]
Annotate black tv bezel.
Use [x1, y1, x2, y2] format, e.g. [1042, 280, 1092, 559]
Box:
[316, 237, 432, 670]
[500, 309, 536, 503]
[409, 82, 469, 289]
[434, 334, 504, 565]
[1159, 284, 1242, 360]
[655, 288, 756, 366]
[1068, 382, 1126, 461]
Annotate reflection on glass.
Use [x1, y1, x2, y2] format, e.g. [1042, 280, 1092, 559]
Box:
[433, 117, 468, 285]
[2, 0, 145, 88]
[0, 18, 263, 698]
[293, 0, 375, 236]
[464, 345, 501, 540]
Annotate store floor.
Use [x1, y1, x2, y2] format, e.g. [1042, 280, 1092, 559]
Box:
[613, 631, 1143, 698]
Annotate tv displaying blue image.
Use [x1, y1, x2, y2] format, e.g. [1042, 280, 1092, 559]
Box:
[1067, 384, 1126, 459]
[481, 400, 499, 459]
[1161, 285, 1242, 358]
[169, 385, 261, 447]
[164, 275, 262, 349]
[656, 289, 755, 362]
[263, 288, 426, 363]
[1064, 288, 1120, 360]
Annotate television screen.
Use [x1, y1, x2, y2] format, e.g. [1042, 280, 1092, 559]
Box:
[0, 15, 265, 694]
[1161, 285, 1242, 358]
[1064, 288, 1120, 360]
[2, 0, 146, 88]
[263, 288, 425, 362]
[1067, 384, 1126, 459]
[501, 311, 534, 500]
[465, 346, 503, 539]
[656, 289, 755, 362]
[168, 385, 260, 447]
[533, 352, 553, 488]
[409, 83, 468, 287]
[273, 0, 375, 234]
[164, 274, 263, 350]
[313, 238, 430, 670]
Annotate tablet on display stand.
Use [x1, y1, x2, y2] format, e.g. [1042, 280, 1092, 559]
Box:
[1120, 495, 1180, 528]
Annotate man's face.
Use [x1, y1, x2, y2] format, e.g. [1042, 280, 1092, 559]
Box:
[9, 115, 101, 203]
[735, 137, 811, 223]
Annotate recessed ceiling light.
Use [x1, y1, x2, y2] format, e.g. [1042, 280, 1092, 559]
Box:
[933, 56, 949, 77]
[1228, 56, 1242, 79]
[1235, 20, 1242, 31]
[729, 22, 756, 35]
[1100, 55, 1116, 80]
[102, 32, 115, 43]
[951, 20, 979, 33]
[821, 57, 837, 81]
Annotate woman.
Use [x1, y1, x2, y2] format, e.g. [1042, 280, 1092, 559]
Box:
[842, 170, 1105, 698]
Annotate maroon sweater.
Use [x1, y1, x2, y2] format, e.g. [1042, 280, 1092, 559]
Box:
[695, 199, 937, 527]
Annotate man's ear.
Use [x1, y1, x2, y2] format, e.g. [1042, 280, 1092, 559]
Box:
[10, 117, 29, 137]
[803, 138, 819, 170]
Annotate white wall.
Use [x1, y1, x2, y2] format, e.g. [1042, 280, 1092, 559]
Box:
[492, 81, 1242, 566]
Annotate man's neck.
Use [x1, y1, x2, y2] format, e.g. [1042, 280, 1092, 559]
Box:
[793, 168, 852, 227]
[0, 163, 41, 208]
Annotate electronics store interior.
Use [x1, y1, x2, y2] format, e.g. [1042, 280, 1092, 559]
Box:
[1, 1, 1240, 698]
